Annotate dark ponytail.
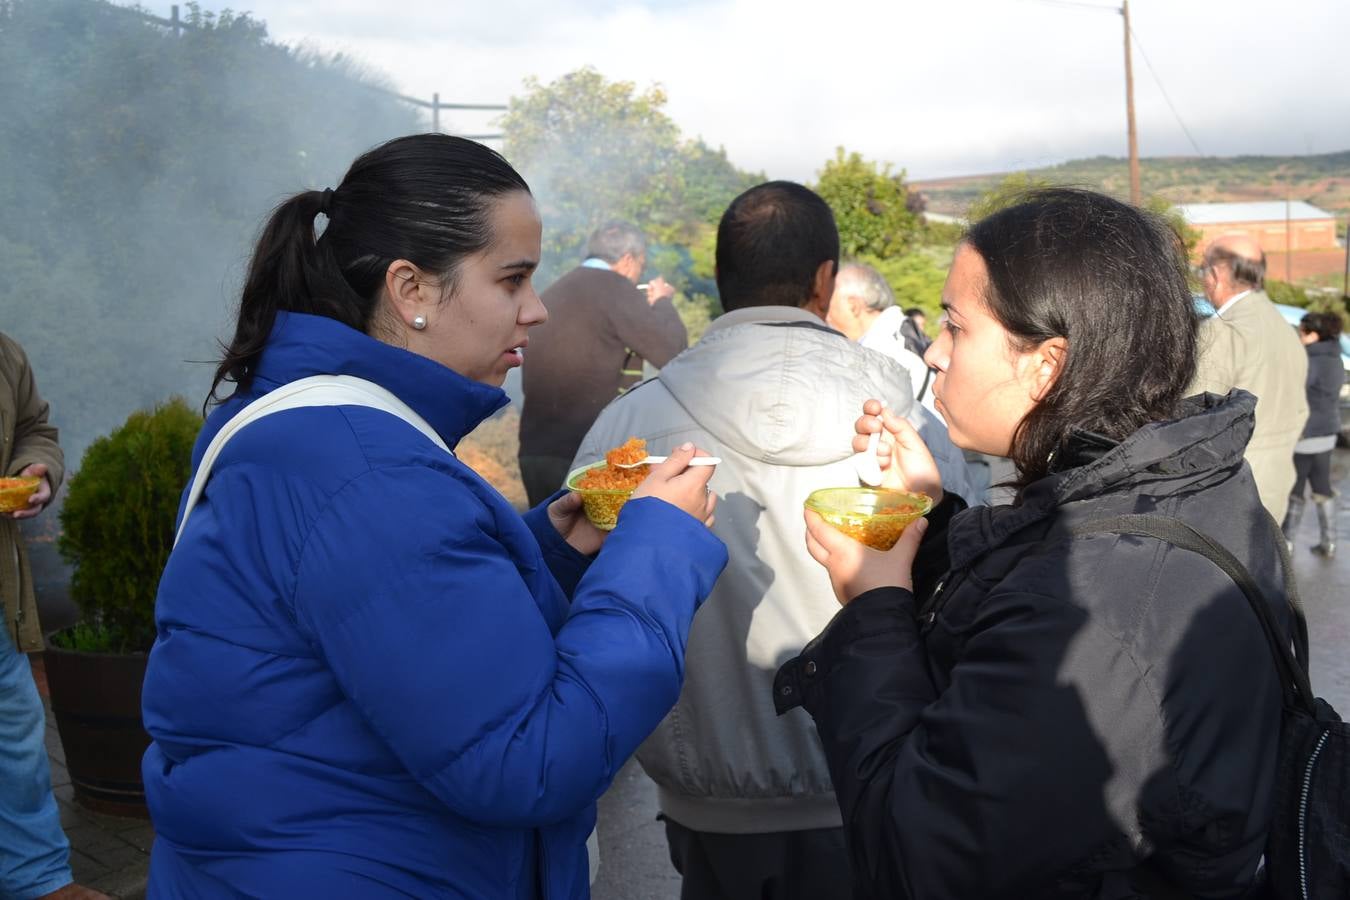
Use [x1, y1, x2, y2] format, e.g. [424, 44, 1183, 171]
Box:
[209, 133, 530, 405]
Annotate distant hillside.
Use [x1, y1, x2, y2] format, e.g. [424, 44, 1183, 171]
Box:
[913, 151, 1350, 224]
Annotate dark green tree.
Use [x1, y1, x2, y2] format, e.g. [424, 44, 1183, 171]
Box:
[813, 148, 921, 259]
[501, 66, 760, 301]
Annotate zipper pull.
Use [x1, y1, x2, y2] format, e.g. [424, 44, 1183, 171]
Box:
[919, 579, 945, 627]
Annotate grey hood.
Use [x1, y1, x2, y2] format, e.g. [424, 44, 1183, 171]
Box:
[657, 306, 919, 467]
[572, 304, 978, 834]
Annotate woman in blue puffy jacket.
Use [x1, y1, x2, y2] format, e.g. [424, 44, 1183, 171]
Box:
[141, 134, 727, 898]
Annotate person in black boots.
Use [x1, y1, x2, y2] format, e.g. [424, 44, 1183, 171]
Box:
[1283, 311, 1345, 557]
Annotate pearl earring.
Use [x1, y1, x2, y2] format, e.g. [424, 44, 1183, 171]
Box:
[412, 315, 427, 331]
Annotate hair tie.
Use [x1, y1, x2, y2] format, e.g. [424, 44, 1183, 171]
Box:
[318, 188, 335, 216]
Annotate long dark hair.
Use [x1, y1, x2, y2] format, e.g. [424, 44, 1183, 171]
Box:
[210, 133, 530, 405]
[965, 188, 1198, 485]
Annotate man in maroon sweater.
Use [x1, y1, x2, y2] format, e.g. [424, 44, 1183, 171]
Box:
[518, 221, 688, 505]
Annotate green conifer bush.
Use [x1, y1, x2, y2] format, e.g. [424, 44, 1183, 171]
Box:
[56, 397, 200, 653]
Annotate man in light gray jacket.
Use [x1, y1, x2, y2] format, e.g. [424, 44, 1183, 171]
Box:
[574, 182, 974, 899]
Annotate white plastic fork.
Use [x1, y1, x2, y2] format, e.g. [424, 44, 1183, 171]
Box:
[613, 455, 721, 468]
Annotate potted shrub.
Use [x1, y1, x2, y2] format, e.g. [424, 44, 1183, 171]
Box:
[47, 397, 200, 817]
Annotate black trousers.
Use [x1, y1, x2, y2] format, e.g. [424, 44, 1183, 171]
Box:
[1293, 450, 1334, 498]
[662, 815, 855, 900]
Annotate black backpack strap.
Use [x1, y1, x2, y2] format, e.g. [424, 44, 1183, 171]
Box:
[1066, 513, 1315, 716]
[916, 365, 934, 403]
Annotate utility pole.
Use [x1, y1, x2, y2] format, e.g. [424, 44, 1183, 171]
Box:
[1122, 0, 1141, 205]
[1342, 219, 1348, 299]
[1285, 193, 1293, 282]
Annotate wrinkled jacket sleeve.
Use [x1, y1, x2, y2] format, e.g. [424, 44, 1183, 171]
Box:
[3, 335, 64, 489]
[521, 489, 593, 599]
[610, 291, 687, 368]
[294, 465, 727, 828]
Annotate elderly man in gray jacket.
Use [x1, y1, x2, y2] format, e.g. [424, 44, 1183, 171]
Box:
[574, 182, 974, 899]
[1191, 235, 1308, 522]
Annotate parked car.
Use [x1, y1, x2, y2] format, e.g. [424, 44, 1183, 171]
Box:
[1195, 296, 1350, 445]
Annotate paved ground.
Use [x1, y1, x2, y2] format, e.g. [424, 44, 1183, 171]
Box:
[28, 657, 151, 899]
[26, 450, 1349, 898]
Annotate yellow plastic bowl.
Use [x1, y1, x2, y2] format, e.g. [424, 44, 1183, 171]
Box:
[566, 462, 643, 531]
[0, 476, 41, 513]
[804, 487, 933, 550]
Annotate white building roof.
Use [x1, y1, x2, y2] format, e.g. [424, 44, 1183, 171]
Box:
[1178, 201, 1334, 225]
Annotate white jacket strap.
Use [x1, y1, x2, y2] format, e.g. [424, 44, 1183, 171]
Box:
[174, 375, 450, 547]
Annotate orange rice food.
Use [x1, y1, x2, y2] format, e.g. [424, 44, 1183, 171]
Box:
[0, 476, 41, 513]
[576, 438, 650, 491]
[803, 487, 933, 551]
[568, 438, 653, 529]
[604, 437, 649, 468]
[825, 502, 926, 551]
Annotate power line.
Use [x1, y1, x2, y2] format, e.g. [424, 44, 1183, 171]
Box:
[1018, 0, 1204, 158]
[1127, 23, 1204, 156]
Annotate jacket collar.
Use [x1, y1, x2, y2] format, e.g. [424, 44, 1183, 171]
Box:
[947, 390, 1257, 569]
[250, 311, 508, 448]
[703, 305, 831, 336]
[1307, 339, 1339, 358]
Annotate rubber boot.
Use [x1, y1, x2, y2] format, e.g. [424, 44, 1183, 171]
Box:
[1281, 494, 1306, 554]
[1311, 494, 1336, 558]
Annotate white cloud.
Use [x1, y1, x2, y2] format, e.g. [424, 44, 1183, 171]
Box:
[231, 0, 1350, 180]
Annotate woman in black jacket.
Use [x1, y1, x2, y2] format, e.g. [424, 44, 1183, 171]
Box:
[776, 189, 1290, 899]
[1282, 311, 1345, 557]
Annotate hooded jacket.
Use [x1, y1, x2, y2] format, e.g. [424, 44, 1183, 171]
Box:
[573, 306, 976, 833]
[1300, 339, 1345, 440]
[141, 312, 727, 899]
[776, 391, 1287, 899]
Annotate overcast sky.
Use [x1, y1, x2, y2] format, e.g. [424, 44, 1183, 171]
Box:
[223, 0, 1349, 182]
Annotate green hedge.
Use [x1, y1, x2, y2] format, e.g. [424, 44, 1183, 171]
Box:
[56, 398, 201, 653]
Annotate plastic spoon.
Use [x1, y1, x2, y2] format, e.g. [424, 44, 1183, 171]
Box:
[852, 401, 887, 487]
[614, 456, 721, 469]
